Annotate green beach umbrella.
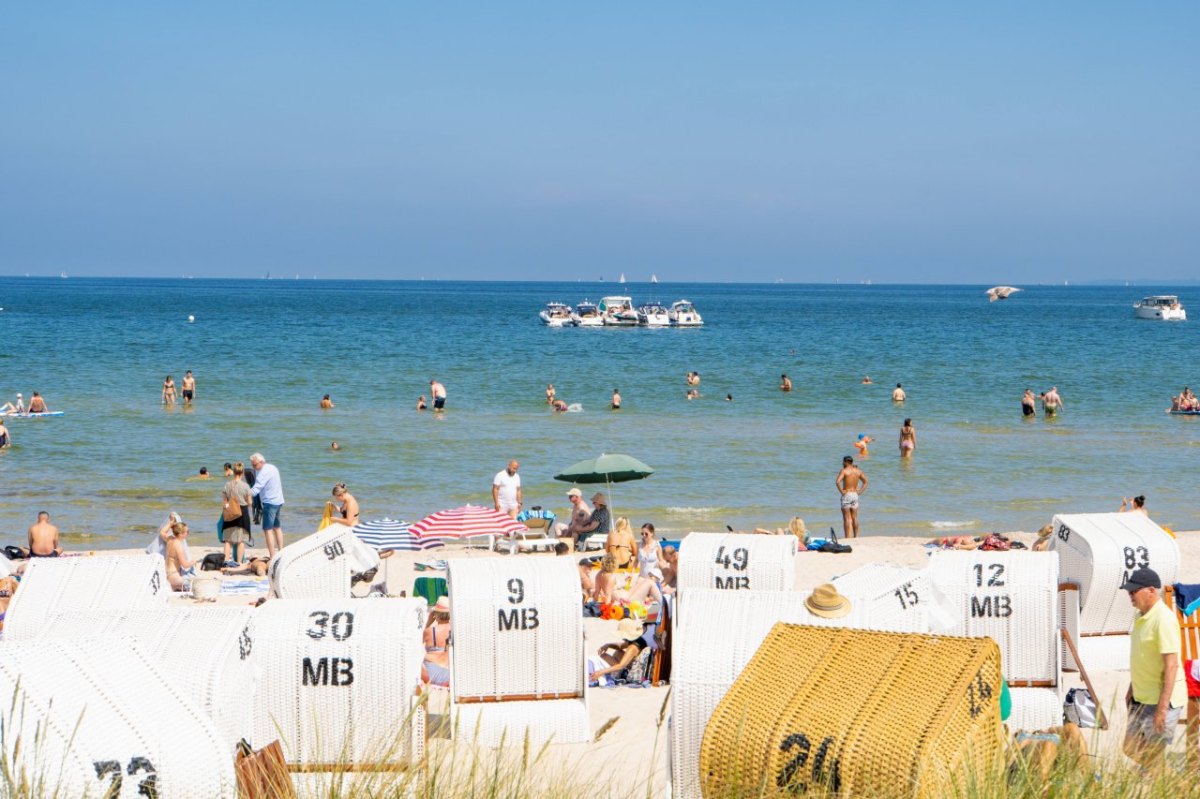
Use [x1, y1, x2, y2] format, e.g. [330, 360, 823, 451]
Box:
[554, 453, 654, 528]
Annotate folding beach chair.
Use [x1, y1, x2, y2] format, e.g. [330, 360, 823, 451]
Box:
[495, 516, 557, 554]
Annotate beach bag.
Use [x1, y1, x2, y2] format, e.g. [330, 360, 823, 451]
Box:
[624, 646, 654, 685]
[1063, 688, 1097, 728]
[981, 534, 1011, 552]
[818, 527, 853, 554]
[223, 491, 243, 523]
[235, 739, 295, 799]
[4, 545, 26, 560]
[200, 552, 226, 571]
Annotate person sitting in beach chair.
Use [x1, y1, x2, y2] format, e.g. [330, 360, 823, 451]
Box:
[588, 617, 657, 687]
[422, 596, 451, 687]
[575, 493, 611, 550]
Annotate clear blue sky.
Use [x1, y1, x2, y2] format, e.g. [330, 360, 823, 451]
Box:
[2, 3, 1197, 282]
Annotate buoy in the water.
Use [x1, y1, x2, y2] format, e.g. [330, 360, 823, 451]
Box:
[188, 315, 195, 323]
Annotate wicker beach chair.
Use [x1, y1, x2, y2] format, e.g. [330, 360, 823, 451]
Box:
[676, 532, 797, 593]
[699, 624, 1005, 799]
[3, 554, 169, 640]
[832, 562, 959, 633]
[269, 524, 381, 599]
[0, 637, 236, 798]
[250, 597, 428, 768]
[1051, 512, 1180, 670]
[31, 607, 256, 750]
[446, 557, 589, 747]
[0, 552, 12, 578]
[930, 551, 1062, 731]
[669, 588, 941, 799]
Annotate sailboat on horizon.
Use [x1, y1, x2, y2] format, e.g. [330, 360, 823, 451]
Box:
[650, 273, 658, 284]
[618, 272, 626, 284]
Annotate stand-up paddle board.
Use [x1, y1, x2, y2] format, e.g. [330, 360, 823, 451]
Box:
[0, 411, 64, 418]
[1169, 409, 1200, 416]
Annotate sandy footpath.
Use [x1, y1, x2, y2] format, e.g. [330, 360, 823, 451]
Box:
[144, 530, 1198, 795]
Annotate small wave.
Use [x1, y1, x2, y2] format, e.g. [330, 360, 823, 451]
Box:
[930, 520, 979, 530]
[666, 506, 723, 517]
[566, 403, 583, 413]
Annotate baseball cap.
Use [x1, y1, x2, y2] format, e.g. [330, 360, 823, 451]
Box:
[1120, 568, 1161, 592]
[566, 488, 582, 498]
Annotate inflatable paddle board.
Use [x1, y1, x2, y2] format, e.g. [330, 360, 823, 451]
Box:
[0, 411, 64, 418]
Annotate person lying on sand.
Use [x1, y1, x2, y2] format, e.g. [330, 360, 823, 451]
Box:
[222, 557, 269, 577]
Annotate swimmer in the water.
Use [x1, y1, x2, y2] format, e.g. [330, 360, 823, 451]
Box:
[780, 374, 792, 392]
[853, 434, 873, 457]
[861, 375, 872, 385]
[416, 395, 427, 411]
[725, 394, 733, 402]
[546, 384, 556, 404]
[320, 394, 334, 409]
[892, 383, 906, 402]
[331, 441, 341, 451]
[552, 399, 569, 412]
[611, 388, 621, 410]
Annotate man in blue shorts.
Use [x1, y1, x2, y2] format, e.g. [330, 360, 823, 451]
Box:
[250, 452, 286, 558]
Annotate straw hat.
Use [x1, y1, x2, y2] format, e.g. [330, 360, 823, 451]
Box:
[805, 584, 851, 619]
[432, 596, 450, 613]
[616, 616, 643, 641]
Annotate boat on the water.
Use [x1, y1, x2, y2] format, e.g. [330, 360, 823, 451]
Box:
[572, 301, 604, 327]
[1133, 295, 1186, 321]
[650, 274, 658, 284]
[637, 302, 670, 326]
[618, 273, 626, 284]
[669, 299, 703, 327]
[538, 302, 576, 327]
[599, 296, 639, 326]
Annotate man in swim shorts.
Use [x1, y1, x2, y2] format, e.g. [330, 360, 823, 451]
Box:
[892, 383, 906, 402]
[181, 370, 196, 405]
[27, 511, 63, 557]
[492, 460, 522, 518]
[430, 379, 447, 411]
[835, 456, 867, 539]
[26, 392, 48, 413]
[1043, 386, 1064, 416]
[780, 374, 792, 392]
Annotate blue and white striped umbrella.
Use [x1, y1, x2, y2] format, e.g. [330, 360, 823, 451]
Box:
[352, 518, 444, 552]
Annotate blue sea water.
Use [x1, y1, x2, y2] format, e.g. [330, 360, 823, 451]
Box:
[0, 277, 1196, 549]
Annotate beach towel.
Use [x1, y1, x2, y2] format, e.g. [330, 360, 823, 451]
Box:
[221, 578, 269, 596]
[413, 576, 447, 606]
[1173, 582, 1200, 617]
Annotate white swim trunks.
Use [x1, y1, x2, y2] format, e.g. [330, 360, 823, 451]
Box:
[840, 491, 859, 510]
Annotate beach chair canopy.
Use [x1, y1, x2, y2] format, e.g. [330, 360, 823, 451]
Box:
[677, 532, 797, 593]
[0, 637, 236, 799]
[832, 562, 958, 633]
[3, 554, 169, 640]
[269, 524, 380, 599]
[251, 598, 428, 767]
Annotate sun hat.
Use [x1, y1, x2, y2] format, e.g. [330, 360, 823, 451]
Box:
[592, 492, 607, 503]
[1119, 568, 1161, 592]
[616, 616, 643, 641]
[432, 595, 451, 613]
[805, 583, 852, 618]
[566, 488, 582, 498]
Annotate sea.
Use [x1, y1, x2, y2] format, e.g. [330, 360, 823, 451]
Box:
[0, 277, 1197, 550]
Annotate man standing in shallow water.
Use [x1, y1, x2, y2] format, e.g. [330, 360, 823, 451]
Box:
[835, 456, 867, 539]
[181, 370, 196, 405]
[430, 379, 447, 412]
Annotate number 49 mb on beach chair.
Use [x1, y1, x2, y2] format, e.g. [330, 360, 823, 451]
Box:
[446, 557, 590, 747]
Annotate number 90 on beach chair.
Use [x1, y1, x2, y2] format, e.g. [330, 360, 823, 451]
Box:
[268, 524, 381, 599]
[447, 557, 590, 747]
[677, 533, 797, 593]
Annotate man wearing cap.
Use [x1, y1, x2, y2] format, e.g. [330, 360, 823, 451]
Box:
[1122, 567, 1186, 766]
[575, 492, 612, 548]
[555, 488, 592, 546]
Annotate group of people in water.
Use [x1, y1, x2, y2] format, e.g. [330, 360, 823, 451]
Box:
[160, 372, 196, 405]
[0, 391, 50, 415]
[1169, 386, 1198, 412]
[1022, 386, 1065, 417]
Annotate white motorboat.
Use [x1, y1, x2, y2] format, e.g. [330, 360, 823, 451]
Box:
[599, 295, 639, 326]
[572, 300, 604, 327]
[539, 302, 576, 327]
[669, 299, 703, 326]
[637, 302, 670, 326]
[1133, 295, 1186, 321]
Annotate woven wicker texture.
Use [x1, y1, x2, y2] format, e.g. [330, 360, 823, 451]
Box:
[452, 698, 593, 748]
[3, 554, 169, 640]
[699, 624, 1004, 799]
[670, 589, 942, 799]
[677, 532, 796, 593]
[1073, 635, 1131, 672]
[832, 562, 958, 633]
[1050, 512, 1179, 634]
[446, 557, 589, 746]
[31, 607, 255, 749]
[0, 637, 236, 798]
[930, 551, 1060, 684]
[1059, 583, 1082, 671]
[269, 524, 380, 599]
[0, 552, 12, 578]
[251, 598, 427, 766]
[1007, 687, 1064, 732]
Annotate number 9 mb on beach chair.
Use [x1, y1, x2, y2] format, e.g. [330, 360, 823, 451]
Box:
[446, 557, 589, 747]
[930, 550, 1062, 731]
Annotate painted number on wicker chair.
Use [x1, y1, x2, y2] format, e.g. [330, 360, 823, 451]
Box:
[93, 757, 157, 798]
[775, 733, 840, 794]
[1120, 546, 1151, 594]
[713, 546, 750, 589]
[973, 563, 1005, 587]
[1056, 524, 1070, 542]
[499, 578, 539, 631]
[323, 540, 346, 560]
[893, 581, 920, 610]
[238, 624, 253, 660]
[966, 670, 993, 719]
[306, 611, 355, 641]
[149, 571, 161, 595]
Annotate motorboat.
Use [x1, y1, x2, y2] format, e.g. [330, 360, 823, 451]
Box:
[1133, 295, 1186, 321]
[572, 301, 604, 327]
[669, 299, 704, 327]
[637, 302, 670, 326]
[539, 302, 576, 327]
[599, 296, 639, 326]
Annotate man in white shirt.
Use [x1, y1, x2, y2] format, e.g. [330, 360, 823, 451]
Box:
[249, 452, 286, 557]
[493, 460, 522, 518]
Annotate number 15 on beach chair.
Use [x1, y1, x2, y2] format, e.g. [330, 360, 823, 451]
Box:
[447, 557, 590, 747]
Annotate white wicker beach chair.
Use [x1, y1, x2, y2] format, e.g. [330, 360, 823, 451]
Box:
[1050, 512, 1180, 634]
[447, 557, 589, 747]
[269, 523, 381, 599]
[0, 637, 236, 798]
[1059, 582, 1082, 671]
[676, 532, 797, 593]
[31, 607, 255, 750]
[669, 588, 939, 799]
[3, 554, 169, 640]
[0, 552, 11, 578]
[250, 597, 427, 768]
[832, 562, 959, 633]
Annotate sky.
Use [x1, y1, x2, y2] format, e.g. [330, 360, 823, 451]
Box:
[1, 3, 1197, 283]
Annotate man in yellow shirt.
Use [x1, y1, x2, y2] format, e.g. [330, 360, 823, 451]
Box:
[1122, 568, 1186, 767]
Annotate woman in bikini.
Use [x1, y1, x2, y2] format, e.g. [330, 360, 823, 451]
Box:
[899, 418, 916, 458]
[606, 516, 637, 569]
[422, 597, 452, 687]
[592, 554, 619, 603]
[164, 521, 197, 592]
[331, 483, 361, 528]
[162, 376, 176, 405]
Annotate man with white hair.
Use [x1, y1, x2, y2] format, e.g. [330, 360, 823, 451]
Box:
[249, 453, 285, 557]
[1121, 567, 1186, 768]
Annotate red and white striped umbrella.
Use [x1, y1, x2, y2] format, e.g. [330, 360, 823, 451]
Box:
[409, 504, 527, 541]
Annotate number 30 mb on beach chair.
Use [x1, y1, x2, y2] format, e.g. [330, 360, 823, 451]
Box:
[447, 557, 589, 747]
